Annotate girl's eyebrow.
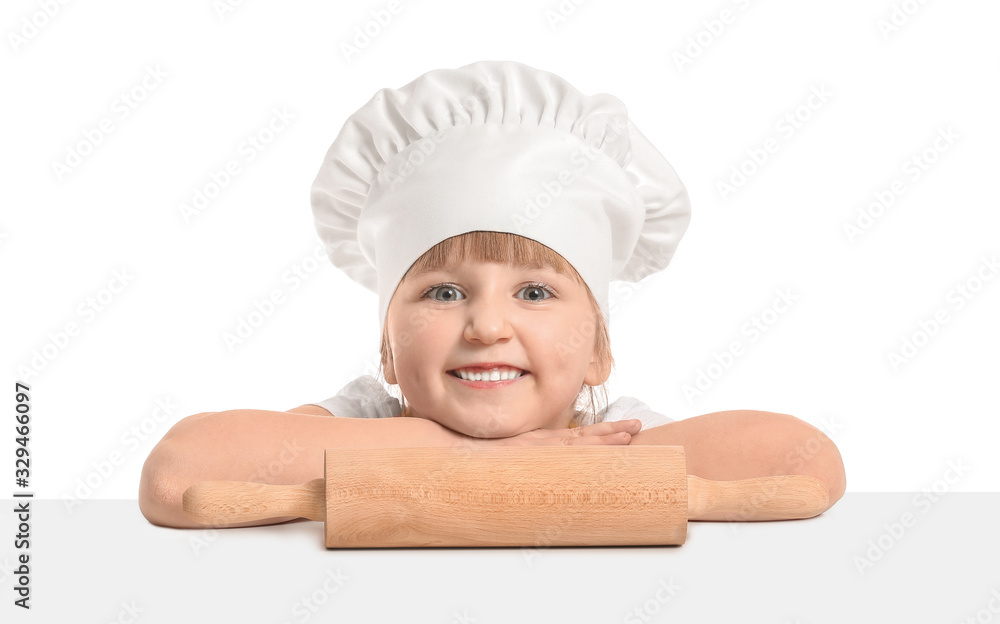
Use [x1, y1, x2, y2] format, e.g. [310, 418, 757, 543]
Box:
[410, 261, 570, 280]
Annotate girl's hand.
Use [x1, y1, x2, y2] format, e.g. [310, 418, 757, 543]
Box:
[459, 419, 642, 447]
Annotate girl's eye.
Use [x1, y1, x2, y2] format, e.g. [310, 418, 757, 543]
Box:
[425, 285, 465, 302]
[518, 283, 555, 302]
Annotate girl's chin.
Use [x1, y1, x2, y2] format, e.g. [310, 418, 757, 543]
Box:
[448, 417, 533, 439]
[407, 395, 568, 437]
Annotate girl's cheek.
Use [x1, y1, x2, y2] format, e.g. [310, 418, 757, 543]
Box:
[412, 315, 427, 332]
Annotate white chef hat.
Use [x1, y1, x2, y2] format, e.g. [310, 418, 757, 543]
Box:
[311, 60, 690, 330]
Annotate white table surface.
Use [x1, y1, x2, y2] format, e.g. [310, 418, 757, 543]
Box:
[3, 493, 997, 622]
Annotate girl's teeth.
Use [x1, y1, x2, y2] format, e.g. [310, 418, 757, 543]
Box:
[456, 368, 522, 381]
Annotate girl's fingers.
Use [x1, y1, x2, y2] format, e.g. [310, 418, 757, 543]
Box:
[574, 419, 641, 437]
[502, 420, 641, 446]
[566, 431, 631, 446]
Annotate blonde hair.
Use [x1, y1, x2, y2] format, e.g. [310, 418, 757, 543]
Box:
[376, 231, 614, 427]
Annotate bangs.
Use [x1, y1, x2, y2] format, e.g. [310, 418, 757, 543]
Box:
[404, 231, 583, 284]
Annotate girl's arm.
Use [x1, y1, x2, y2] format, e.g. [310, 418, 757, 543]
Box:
[138, 407, 641, 529]
[138, 408, 469, 529]
[629, 410, 847, 517]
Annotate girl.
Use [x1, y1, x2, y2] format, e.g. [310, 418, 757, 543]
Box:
[139, 60, 845, 529]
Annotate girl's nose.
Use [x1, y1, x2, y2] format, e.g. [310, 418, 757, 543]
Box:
[463, 297, 513, 344]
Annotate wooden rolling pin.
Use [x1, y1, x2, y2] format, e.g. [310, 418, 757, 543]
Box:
[182, 446, 829, 547]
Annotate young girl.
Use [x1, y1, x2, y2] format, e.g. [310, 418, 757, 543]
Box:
[139, 60, 845, 529]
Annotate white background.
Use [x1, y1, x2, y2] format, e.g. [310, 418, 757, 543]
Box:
[2, 0, 998, 504]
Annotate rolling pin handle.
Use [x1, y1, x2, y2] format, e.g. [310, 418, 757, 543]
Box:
[182, 478, 325, 526]
[686, 474, 831, 521]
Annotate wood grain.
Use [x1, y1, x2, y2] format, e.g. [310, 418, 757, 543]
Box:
[323, 445, 688, 548]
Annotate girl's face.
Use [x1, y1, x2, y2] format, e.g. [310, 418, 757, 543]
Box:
[384, 258, 610, 438]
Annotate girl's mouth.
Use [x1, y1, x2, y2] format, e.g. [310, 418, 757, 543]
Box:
[447, 369, 530, 389]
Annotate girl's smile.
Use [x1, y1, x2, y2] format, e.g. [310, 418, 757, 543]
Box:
[447, 370, 531, 389]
